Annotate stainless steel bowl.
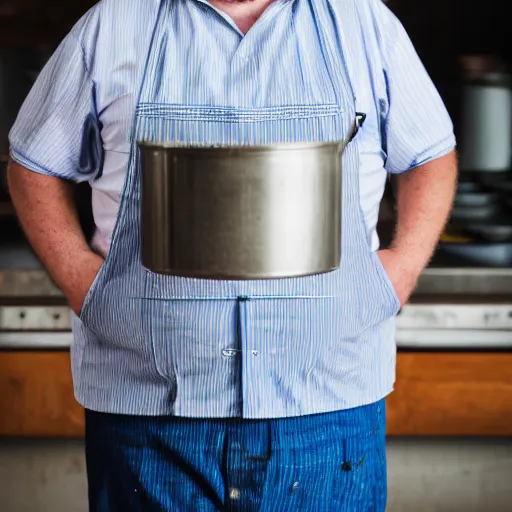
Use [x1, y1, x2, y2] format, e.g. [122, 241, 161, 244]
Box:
[457, 180, 482, 193]
[139, 142, 344, 279]
[450, 202, 502, 221]
[465, 221, 512, 242]
[454, 191, 500, 207]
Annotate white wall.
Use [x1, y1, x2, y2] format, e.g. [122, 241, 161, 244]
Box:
[0, 439, 511, 511]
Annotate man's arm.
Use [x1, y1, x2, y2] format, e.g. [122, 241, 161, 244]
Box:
[378, 150, 457, 305]
[7, 161, 103, 315]
[6, 11, 105, 316]
[365, 1, 458, 305]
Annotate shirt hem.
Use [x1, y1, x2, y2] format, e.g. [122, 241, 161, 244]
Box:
[74, 386, 396, 419]
[386, 136, 457, 175]
[9, 147, 69, 180]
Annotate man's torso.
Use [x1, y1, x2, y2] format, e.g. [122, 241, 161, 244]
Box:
[86, 0, 389, 256]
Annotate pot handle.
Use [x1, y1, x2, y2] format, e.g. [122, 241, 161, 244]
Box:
[349, 112, 367, 143]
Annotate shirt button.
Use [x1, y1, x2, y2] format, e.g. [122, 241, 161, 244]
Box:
[251, 350, 259, 356]
[222, 349, 237, 358]
[229, 488, 240, 500]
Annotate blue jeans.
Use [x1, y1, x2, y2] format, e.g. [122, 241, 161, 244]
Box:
[85, 400, 387, 511]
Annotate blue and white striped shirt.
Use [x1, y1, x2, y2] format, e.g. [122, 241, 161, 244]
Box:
[10, 0, 455, 417]
[10, 0, 455, 256]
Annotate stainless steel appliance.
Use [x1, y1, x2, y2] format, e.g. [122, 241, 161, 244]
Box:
[139, 142, 344, 279]
[396, 268, 512, 349]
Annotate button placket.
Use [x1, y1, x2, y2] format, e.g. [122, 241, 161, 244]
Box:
[239, 299, 268, 416]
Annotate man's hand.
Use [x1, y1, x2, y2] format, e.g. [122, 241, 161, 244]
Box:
[63, 251, 105, 316]
[377, 249, 419, 307]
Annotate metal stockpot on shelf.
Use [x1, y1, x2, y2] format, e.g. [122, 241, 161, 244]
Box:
[459, 55, 511, 173]
[139, 141, 346, 279]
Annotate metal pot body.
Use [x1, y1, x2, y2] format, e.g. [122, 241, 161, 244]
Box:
[139, 142, 343, 279]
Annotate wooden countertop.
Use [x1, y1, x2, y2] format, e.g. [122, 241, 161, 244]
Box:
[1, 350, 511, 437]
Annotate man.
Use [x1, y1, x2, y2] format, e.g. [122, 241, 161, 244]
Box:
[7, 0, 457, 510]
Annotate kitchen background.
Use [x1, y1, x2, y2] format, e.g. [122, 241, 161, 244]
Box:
[0, 0, 511, 511]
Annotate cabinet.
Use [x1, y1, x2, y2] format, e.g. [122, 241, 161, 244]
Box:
[0, 351, 83, 436]
[387, 352, 512, 436]
[1, 350, 512, 437]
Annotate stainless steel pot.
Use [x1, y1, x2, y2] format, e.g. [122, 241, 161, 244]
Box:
[139, 142, 344, 279]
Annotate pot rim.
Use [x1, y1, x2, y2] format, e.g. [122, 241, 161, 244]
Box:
[137, 140, 344, 152]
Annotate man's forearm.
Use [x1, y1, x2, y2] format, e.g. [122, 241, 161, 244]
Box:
[7, 160, 101, 307]
[390, 150, 457, 273]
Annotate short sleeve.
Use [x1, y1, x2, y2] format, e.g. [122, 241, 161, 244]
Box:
[371, 0, 456, 174]
[9, 16, 103, 182]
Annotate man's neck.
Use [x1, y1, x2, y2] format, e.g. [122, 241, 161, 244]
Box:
[208, 0, 276, 34]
